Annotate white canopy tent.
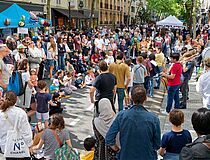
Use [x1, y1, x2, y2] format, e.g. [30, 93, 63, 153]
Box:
[156, 15, 183, 27]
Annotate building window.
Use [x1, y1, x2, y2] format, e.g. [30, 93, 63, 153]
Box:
[105, 0, 108, 9]
[41, 0, 46, 3]
[56, 0, 61, 4]
[100, 2, 103, 8]
[131, 6, 135, 12]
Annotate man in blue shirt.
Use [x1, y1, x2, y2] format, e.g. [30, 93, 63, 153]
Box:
[105, 85, 161, 160]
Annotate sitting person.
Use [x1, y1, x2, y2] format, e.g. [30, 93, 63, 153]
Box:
[49, 79, 60, 93]
[49, 93, 63, 116]
[85, 69, 95, 86]
[159, 109, 192, 160]
[57, 70, 65, 90]
[31, 122, 44, 159]
[180, 108, 210, 159]
[80, 137, 96, 160]
[31, 114, 72, 159]
[75, 73, 86, 88]
[63, 71, 77, 91]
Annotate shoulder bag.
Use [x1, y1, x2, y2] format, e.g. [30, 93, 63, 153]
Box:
[53, 130, 80, 160]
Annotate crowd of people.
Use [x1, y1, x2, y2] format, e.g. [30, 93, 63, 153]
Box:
[0, 24, 210, 160]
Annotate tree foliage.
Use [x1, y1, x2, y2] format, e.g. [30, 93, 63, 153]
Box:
[147, 0, 183, 17]
[145, 0, 200, 27]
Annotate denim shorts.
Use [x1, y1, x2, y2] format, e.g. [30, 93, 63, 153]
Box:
[36, 112, 49, 121]
[163, 152, 179, 160]
[47, 59, 54, 67]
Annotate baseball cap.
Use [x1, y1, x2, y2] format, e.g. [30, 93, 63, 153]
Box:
[17, 44, 27, 49]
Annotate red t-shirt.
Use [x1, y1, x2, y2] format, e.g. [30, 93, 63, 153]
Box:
[91, 54, 100, 63]
[168, 63, 182, 86]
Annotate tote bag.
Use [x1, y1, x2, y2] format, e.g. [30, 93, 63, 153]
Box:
[55, 143, 80, 160]
[4, 114, 30, 158]
[52, 130, 80, 160]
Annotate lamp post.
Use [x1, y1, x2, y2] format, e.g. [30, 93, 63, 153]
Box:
[78, 0, 84, 29]
[68, 0, 71, 30]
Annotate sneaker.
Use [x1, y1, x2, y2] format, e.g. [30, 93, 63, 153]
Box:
[179, 102, 187, 109]
[160, 110, 169, 116]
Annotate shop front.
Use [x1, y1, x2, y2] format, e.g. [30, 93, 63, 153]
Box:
[0, 0, 44, 17]
[52, 8, 89, 30]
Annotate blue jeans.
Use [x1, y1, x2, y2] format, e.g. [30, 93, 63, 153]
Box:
[58, 55, 65, 70]
[117, 88, 125, 111]
[163, 152, 179, 160]
[156, 66, 163, 88]
[148, 77, 154, 96]
[166, 85, 180, 113]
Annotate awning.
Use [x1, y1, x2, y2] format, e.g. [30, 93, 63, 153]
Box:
[0, 0, 44, 12]
[53, 8, 87, 19]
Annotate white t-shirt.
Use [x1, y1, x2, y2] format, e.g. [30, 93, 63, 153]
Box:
[105, 56, 114, 65]
[94, 38, 104, 50]
[14, 52, 27, 62]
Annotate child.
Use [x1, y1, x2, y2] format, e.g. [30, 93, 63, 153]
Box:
[85, 69, 95, 86]
[49, 92, 63, 116]
[133, 56, 147, 86]
[159, 109, 192, 160]
[124, 59, 133, 107]
[49, 79, 60, 93]
[35, 80, 56, 128]
[75, 73, 86, 88]
[57, 70, 65, 90]
[148, 53, 159, 97]
[63, 71, 77, 91]
[30, 69, 38, 91]
[104, 50, 114, 65]
[80, 137, 96, 160]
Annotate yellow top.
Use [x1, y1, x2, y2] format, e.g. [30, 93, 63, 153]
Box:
[109, 60, 130, 88]
[80, 151, 94, 160]
[155, 52, 165, 67]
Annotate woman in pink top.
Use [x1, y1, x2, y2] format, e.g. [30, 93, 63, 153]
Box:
[161, 53, 182, 113]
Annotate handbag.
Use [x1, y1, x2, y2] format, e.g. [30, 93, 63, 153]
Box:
[28, 56, 42, 64]
[3, 113, 30, 158]
[52, 130, 80, 160]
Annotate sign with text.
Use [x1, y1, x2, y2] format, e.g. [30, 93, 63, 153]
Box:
[17, 28, 28, 34]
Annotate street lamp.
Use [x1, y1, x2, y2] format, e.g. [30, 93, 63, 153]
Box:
[68, 0, 71, 30]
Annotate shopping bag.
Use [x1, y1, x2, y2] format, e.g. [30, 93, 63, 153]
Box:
[4, 129, 30, 158]
[55, 143, 80, 160]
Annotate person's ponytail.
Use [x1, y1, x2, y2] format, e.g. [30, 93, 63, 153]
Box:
[0, 91, 17, 112]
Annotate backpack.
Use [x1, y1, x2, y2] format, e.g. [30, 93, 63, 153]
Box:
[7, 71, 27, 96]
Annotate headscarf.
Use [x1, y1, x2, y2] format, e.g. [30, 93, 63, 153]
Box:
[94, 98, 115, 138]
